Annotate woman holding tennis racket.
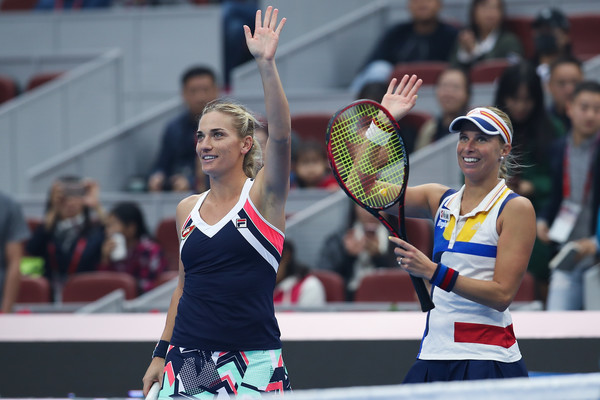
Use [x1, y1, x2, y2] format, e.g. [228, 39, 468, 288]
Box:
[141, 6, 291, 398]
[384, 80, 536, 381]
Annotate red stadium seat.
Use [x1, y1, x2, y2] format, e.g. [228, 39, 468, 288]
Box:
[514, 271, 536, 302]
[390, 62, 449, 85]
[62, 271, 137, 302]
[154, 270, 179, 286]
[506, 17, 535, 60]
[404, 217, 434, 259]
[17, 276, 51, 303]
[402, 111, 433, 134]
[155, 218, 179, 270]
[0, 0, 38, 11]
[290, 113, 331, 144]
[310, 269, 345, 302]
[569, 14, 600, 60]
[26, 218, 42, 233]
[354, 269, 418, 303]
[26, 72, 63, 91]
[0, 75, 18, 105]
[469, 59, 510, 83]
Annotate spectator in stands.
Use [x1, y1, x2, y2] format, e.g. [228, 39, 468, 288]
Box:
[382, 77, 534, 380]
[494, 61, 560, 303]
[98, 202, 168, 295]
[546, 57, 584, 137]
[26, 176, 105, 301]
[273, 240, 326, 307]
[358, 81, 419, 154]
[290, 139, 338, 190]
[0, 192, 29, 313]
[317, 201, 398, 300]
[531, 7, 572, 83]
[36, 0, 110, 9]
[350, 0, 459, 93]
[147, 66, 219, 193]
[222, 0, 259, 89]
[537, 81, 600, 310]
[415, 67, 471, 151]
[450, 0, 522, 69]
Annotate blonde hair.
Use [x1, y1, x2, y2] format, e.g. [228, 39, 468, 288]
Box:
[201, 99, 263, 178]
[483, 106, 516, 181]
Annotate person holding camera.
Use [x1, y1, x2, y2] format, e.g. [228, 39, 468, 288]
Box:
[26, 176, 105, 301]
[98, 202, 168, 295]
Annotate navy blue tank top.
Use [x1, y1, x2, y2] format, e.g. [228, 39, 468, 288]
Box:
[170, 179, 284, 350]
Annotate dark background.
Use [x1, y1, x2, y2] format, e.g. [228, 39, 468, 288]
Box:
[1, 339, 599, 397]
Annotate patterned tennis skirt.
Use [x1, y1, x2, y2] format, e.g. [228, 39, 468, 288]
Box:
[158, 346, 291, 398]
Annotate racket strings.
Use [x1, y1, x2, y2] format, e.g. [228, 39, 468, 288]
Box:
[328, 104, 408, 209]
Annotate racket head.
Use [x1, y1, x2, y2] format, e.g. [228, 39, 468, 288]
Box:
[326, 99, 409, 212]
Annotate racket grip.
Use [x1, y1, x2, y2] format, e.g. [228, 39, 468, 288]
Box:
[146, 382, 161, 400]
[409, 274, 435, 312]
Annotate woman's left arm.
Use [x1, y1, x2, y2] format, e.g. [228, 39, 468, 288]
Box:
[390, 196, 536, 312]
[245, 7, 290, 229]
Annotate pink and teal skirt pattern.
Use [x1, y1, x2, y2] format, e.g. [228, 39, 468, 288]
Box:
[158, 346, 291, 398]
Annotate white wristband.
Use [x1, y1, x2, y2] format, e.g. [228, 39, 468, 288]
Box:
[365, 121, 390, 146]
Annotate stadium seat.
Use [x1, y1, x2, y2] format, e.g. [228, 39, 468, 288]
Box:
[26, 72, 63, 91]
[310, 269, 345, 302]
[17, 276, 51, 303]
[26, 218, 42, 233]
[404, 217, 434, 259]
[469, 59, 510, 83]
[506, 16, 535, 60]
[62, 271, 137, 302]
[0, 75, 18, 105]
[155, 218, 179, 270]
[514, 271, 536, 302]
[0, 0, 38, 11]
[390, 62, 449, 85]
[401, 111, 433, 134]
[569, 14, 600, 60]
[154, 270, 179, 286]
[354, 269, 418, 303]
[290, 113, 331, 144]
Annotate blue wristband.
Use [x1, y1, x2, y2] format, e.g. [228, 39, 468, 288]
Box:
[429, 263, 459, 292]
[152, 340, 169, 359]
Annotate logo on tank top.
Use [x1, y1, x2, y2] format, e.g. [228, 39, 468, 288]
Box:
[181, 224, 195, 239]
[236, 218, 247, 229]
[438, 209, 451, 228]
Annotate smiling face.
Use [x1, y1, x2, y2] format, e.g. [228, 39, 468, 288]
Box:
[457, 126, 510, 183]
[196, 111, 252, 178]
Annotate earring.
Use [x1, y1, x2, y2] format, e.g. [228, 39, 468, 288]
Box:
[499, 156, 505, 162]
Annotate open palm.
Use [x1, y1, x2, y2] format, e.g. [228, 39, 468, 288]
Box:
[244, 6, 286, 62]
[381, 75, 422, 121]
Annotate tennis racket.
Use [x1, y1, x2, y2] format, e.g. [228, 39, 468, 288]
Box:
[326, 99, 434, 312]
[146, 382, 161, 400]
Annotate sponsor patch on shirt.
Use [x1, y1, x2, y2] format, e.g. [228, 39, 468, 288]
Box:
[437, 208, 451, 229]
[181, 225, 195, 239]
[236, 218, 247, 229]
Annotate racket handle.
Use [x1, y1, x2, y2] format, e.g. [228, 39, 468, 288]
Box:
[409, 275, 435, 312]
[146, 382, 161, 400]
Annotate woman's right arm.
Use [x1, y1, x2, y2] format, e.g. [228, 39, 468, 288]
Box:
[141, 196, 194, 396]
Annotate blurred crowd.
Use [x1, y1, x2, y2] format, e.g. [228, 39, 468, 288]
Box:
[1, 0, 600, 312]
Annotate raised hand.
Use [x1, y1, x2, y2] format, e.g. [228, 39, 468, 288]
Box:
[381, 74, 422, 121]
[243, 6, 286, 62]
